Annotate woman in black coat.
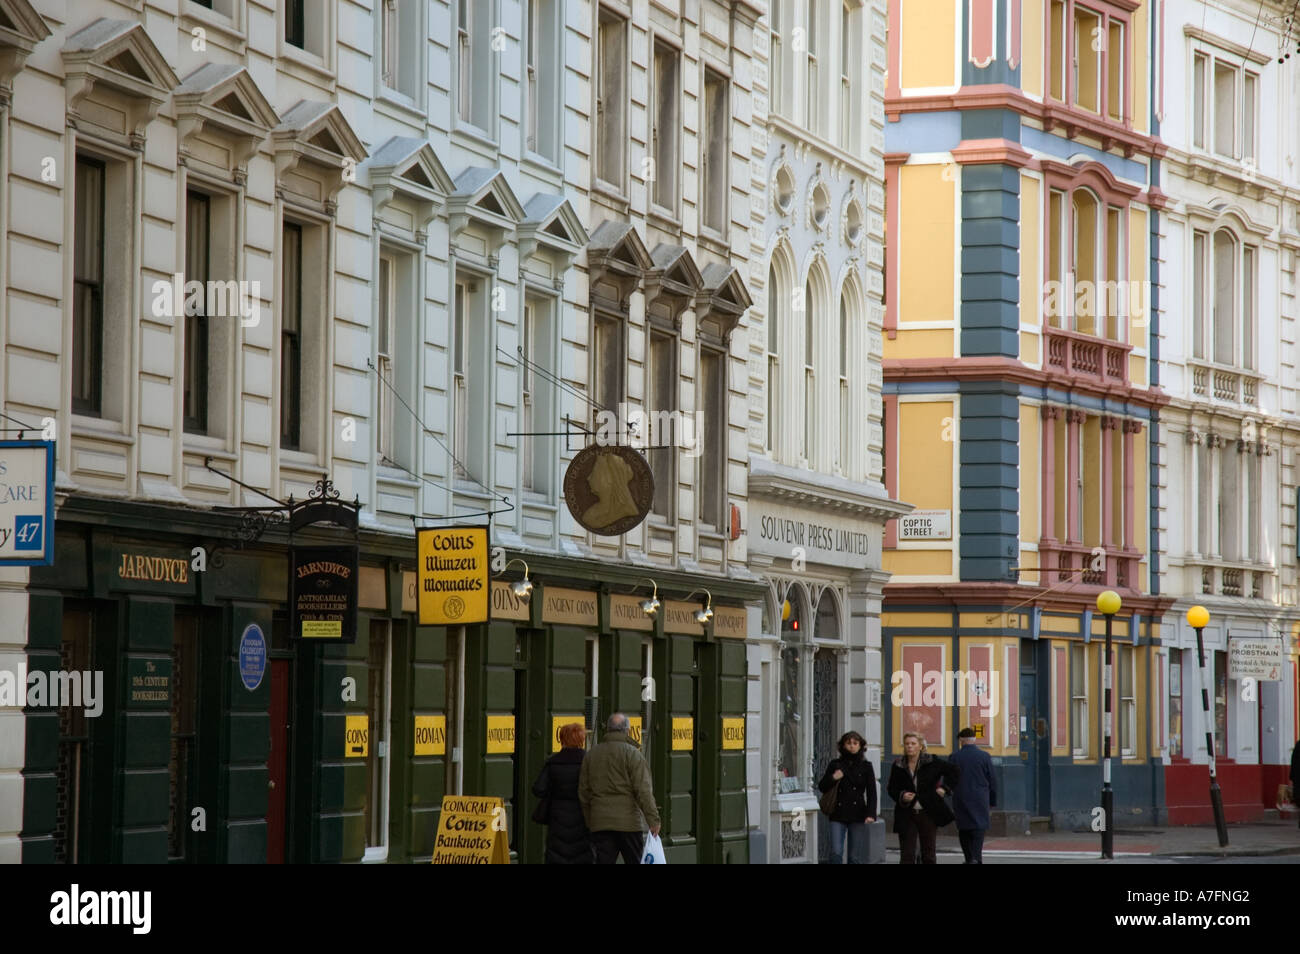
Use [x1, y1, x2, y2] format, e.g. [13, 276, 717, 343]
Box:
[818, 730, 877, 864]
[886, 731, 960, 864]
[531, 723, 593, 863]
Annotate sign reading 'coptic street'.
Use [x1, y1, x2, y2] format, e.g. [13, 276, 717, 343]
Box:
[417, 526, 489, 625]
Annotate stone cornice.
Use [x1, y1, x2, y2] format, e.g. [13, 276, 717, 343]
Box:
[886, 84, 1167, 161]
[884, 356, 1172, 408]
[748, 456, 913, 521]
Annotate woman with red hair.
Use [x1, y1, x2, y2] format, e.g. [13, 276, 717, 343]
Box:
[532, 722, 593, 863]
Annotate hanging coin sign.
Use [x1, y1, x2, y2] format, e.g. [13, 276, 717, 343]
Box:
[563, 445, 655, 536]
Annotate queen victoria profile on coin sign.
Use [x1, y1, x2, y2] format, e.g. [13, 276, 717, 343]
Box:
[563, 445, 655, 536]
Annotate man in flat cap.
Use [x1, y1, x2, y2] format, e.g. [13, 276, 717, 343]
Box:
[951, 727, 996, 864]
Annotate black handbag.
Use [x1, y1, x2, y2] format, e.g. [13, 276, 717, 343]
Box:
[531, 795, 551, 825]
[819, 781, 840, 816]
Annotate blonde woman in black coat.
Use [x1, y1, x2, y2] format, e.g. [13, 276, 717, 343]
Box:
[886, 732, 960, 864]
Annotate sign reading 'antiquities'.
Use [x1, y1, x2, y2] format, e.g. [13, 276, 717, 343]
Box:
[290, 545, 359, 643]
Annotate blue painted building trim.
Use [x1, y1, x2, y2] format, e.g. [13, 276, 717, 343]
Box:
[958, 383, 1021, 581]
[1019, 125, 1149, 183]
[883, 110, 963, 154]
[883, 381, 961, 395]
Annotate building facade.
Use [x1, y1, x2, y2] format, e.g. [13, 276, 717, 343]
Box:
[2, 0, 767, 864]
[881, 0, 1174, 831]
[745, 0, 906, 864]
[1156, 0, 1300, 823]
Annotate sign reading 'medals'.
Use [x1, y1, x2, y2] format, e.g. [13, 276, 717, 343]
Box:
[290, 545, 359, 643]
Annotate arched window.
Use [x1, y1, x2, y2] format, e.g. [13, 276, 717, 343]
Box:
[767, 265, 781, 453]
[1046, 182, 1127, 341]
[778, 587, 808, 790]
[1191, 226, 1256, 369]
[803, 279, 815, 462]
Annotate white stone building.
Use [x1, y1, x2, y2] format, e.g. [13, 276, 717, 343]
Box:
[745, 0, 906, 863]
[1156, 0, 1300, 822]
[0, 0, 769, 864]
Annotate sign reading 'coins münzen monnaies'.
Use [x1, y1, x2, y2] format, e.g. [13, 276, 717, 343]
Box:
[563, 445, 655, 536]
[417, 526, 489, 625]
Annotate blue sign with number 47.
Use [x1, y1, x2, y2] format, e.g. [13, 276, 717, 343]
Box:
[13, 515, 42, 551]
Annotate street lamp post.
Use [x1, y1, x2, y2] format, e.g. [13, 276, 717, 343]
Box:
[1097, 590, 1121, 859]
[1187, 605, 1229, 847]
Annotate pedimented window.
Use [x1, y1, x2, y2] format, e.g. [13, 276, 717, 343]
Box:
[62, 18, 178, 145]
[174, 64, 277, 180]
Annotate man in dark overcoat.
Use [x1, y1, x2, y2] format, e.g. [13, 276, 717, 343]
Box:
[951, 727, 996, 863]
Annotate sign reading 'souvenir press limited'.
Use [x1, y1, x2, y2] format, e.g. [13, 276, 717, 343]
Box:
[751, 501, 877, 569]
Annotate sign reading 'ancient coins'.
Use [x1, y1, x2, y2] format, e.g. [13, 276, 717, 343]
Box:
[563, 444, 655, 536]
[417, 526, 488, 625]
[431, 795, 509, 864]
[486, 714, 515, 753]
[290, 545, 359, 643]
[722, 717, 745, 750]
[627, 716, 644, 747]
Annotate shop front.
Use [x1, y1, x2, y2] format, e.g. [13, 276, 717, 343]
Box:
[745, 466, 903, 864]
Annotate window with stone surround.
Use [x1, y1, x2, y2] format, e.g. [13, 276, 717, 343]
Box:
[1047, 0, 1130, 124]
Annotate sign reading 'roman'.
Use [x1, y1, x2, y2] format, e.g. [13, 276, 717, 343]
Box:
[417, 527, 488, 625]
[290, 545, 359, 643]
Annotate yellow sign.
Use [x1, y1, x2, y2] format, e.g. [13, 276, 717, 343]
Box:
[671, 716, 694, 751]
[415, 714, 446, 756]
[722, 717, 745, 750]
[417, 527, 489, 625]
[486, 715, 515, 753]
[345, 714, 368, 758]
[431, 795, 510, 864]
[627, 716, 643, 746]
[551, 715, 584, 752]
[302, 620, 342, 638]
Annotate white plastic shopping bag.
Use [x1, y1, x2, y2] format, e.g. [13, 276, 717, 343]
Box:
[642, 833, 668, 864]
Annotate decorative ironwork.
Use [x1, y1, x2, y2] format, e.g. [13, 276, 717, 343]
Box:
[309, 478, 342, 501]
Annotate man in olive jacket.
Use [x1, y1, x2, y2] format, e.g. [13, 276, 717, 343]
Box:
[579, 713, 662, 863]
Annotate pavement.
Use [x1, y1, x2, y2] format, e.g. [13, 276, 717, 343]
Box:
[916, 818, 1300, 860]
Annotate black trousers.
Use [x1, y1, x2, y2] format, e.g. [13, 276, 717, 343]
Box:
[899, 812, 938, 864]
[958, 828, 986, 863]
[591, 830, 645, 864]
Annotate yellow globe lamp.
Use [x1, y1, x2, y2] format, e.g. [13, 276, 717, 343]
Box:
[781, 599, 791, 622]
[1096, 590, 1121, 617]
[1186, 605, 1210, 629]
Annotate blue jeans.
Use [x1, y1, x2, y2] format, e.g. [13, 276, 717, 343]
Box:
[828, 820, 868, 864]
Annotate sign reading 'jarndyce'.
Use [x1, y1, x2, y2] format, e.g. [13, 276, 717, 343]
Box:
[290, 545, 359, 643]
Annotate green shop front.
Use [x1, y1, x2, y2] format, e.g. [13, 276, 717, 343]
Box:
[20, 494, 760, 863]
